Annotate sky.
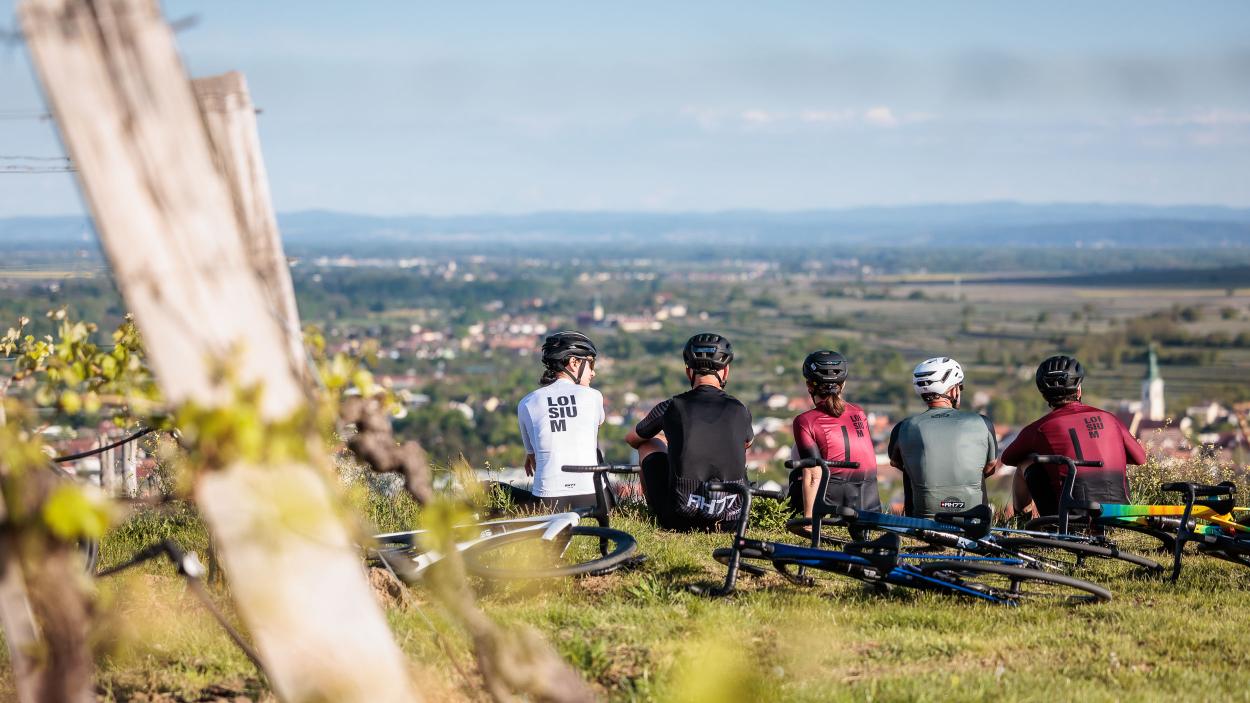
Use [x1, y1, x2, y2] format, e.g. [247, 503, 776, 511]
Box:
[1, 1, 1248, 216]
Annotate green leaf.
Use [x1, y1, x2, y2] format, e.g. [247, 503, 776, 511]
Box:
[42, 485, 111, 540]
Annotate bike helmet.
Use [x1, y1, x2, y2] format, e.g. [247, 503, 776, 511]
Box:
[541, 330, 598, 365]
[683, 333, 733, 373]
[912, 357, 965, 397]
[802, 350, 848, 386]
[1035, 355, 1084, 397]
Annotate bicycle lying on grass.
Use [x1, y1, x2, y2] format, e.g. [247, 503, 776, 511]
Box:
[1025, 454, 1250, 581]
[370, 464, 642, 581]
[785, 457, 1162, 578]
[699, 458, 1111, 604]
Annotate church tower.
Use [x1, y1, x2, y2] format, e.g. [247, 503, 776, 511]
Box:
[1142, 346, 1165, 421]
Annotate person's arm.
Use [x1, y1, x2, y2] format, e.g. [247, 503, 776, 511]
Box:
[518, 404, 536, 476]
[887, 422, 904, 470]
[1119, 420, 1148, 465]
[998, 424, 1035, 468]
[793, 415, 821, 518]
[981, 414, 999, 477]
[626, 400, 669, 449]
[743, 405, 754, 449]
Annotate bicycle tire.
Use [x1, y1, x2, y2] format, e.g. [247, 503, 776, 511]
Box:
[918, 561, 1111, 604]
[80, 538, 100, 575]
[1025, 515, 1176, 554]
[993, 535, 1162, 575]
[1196, 542, 1250, 570]
[462, 525, 637, 579]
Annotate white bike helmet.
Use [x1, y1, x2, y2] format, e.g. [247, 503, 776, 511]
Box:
[912, 357, 965, 398]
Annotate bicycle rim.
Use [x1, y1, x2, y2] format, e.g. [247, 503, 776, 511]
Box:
[919, 561, 1111, 604]
[463, 525, 637, 579]
[994, 536, 1162, 576]
[1025, 516, 1176, 554]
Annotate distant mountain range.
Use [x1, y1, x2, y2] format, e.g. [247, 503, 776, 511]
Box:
[3, 202, 1250, 250]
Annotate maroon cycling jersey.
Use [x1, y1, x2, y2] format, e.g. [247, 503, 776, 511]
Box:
[1001, 402, 1146, 499]
[792, 403, 878, 480]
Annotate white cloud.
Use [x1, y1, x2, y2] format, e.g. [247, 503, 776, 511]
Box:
[863, 106, 899, 127]
[740, 109, 779, 124]
[1132, 109, 1250, 128]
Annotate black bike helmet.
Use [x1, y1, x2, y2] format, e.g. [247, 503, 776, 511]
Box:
[683, 332, 733, 373]
[541, 330, 598, 365]
[802, 350, 848, 386]
[1035, 355, 1085, 397]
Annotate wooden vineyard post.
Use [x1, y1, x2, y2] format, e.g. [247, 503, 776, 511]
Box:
[192, 71, 306, 379]
[19, 1, 420, 701]
[99, 435, 118, 496]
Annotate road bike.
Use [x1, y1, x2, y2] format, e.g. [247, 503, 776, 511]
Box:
[1025, 454, 1250, 581]
[700, 460, 1111, 605]
[785, 457, 1161, 577]
[371, 464, 642, 581]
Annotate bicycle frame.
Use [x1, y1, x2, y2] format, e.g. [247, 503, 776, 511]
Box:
[704, 477, 1024, 604]
[1040, 453, 1247, 581]
[374, 511, 584, 577]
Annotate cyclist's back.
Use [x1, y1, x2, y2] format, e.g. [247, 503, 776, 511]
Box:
[1002, 401, 1144, 509]
[626, 333, 753, 531]
[1003, 355, 1147, 516]
[890, 407, 996, 517]
[889, 357, 997, 518]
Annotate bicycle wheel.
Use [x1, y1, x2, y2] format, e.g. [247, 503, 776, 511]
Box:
[463, 525, 637, 579]
[80, 538, 100, 575]
[1196, 542, 1250, 570]
[993, 535, 1162, 576]
[1025, 516, 1176, 554]
[918, 561, 1111, 604]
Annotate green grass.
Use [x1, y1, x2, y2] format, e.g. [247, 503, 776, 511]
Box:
[64, 494, 1250, 702]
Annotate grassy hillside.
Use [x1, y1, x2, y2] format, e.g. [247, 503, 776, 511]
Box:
[13, 477, 1247, 703]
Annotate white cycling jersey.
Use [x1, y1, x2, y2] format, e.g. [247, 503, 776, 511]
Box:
[517, 378, 605, 497]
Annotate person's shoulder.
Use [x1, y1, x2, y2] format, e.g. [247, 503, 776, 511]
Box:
[577, 385, 604, 401]
[518, 387, 542, 408]
[795, 407, 821, 422]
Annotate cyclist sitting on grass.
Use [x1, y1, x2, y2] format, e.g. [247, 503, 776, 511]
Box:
[1001, 355, 1146, 518]
[889, 357, 997, 519]
[506, 330, 605, 512]
[788, 350, 881, 517]
[625, 333, 753, 531]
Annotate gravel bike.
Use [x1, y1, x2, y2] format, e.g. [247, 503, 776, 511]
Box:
[701, 461, 1111, 604]
[371, 464, 642, 581]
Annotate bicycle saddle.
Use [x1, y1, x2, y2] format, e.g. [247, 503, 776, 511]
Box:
[933, 504, 993, 539]
[845, 532, 900, 570]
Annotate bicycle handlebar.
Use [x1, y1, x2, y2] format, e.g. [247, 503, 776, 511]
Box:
[1161, 481, 1236, 498]
[562, 464, 641, 474]
[1027, 454, 1103, 469]
[785, 457, 860, 470]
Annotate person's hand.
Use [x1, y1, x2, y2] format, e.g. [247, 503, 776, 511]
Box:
[983, 459, 1001, 478]
[524, 455, 536, 477]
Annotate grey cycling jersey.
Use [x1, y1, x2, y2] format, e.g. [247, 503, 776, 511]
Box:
[888, 408, 997, 518]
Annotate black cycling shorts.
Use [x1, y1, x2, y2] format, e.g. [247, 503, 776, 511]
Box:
[786, 468, 882, 516]
[639, 453, 731, 532]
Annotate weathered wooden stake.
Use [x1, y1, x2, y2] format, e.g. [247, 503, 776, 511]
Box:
[193, 71, 306, 379]
[19, 1, 419, 701]
[99, 436, 117, 496]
